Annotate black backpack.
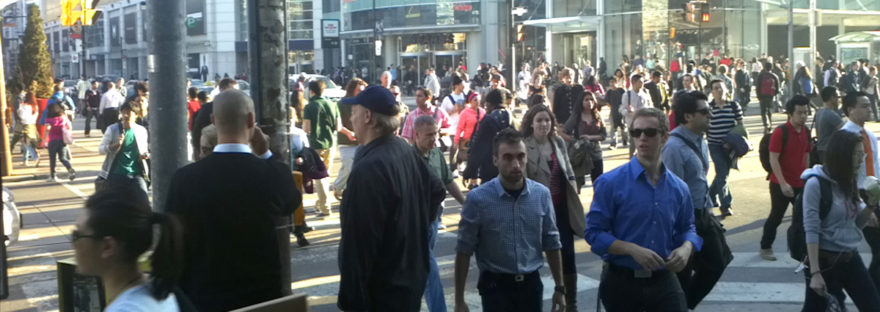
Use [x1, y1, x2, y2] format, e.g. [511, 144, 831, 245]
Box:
[759, 124, 788, 179]
[787, 176, 832, 261]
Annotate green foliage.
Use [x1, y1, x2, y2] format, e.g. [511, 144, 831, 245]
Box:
[18, 4, 54, 99]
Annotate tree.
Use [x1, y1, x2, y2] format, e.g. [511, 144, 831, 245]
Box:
[18, 4, 54, 99]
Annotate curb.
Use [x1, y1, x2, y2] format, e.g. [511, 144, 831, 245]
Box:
[2, 174, 41, 183]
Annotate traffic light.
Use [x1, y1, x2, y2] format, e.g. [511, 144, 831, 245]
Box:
[516, 24, 525, 42]
[702, 12, 710, 22]
[61, 0, 100, 26]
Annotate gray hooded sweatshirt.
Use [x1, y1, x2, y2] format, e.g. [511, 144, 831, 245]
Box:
[801, 165, 868, 252]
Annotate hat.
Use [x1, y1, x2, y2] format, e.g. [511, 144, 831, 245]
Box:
[339, 85, 399, 116]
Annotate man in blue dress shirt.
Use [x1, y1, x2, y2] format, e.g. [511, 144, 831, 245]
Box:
[663, 92, 733, 309]
[585, 107, 703, 311]
[455, 128, 566, 312]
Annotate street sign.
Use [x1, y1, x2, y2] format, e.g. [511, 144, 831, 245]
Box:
[70, 33, 81, 39]
[322, 19, 340, 49]
[375, 40, 382, 56]
[71, 21, 82, 34]
[185, 12, 202, 28]
[71, 53, 79, 63]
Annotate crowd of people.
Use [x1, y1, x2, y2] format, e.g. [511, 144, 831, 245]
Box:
[8, 51, 880, 312]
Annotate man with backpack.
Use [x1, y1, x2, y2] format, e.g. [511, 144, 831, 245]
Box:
[756, 62, 780, 134]
[839, 91, 880, 294]
[759, 95, 811, 261]
[663, 91, 732, 309]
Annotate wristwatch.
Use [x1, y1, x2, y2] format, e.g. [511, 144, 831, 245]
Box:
[554, 285, 566, 295]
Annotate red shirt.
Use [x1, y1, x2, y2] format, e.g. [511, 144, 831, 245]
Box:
[668, 111, 677, 130]
[187, 100, 202, 131]
[769, 122, 811, 187]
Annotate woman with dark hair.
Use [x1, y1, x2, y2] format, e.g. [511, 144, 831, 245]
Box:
[331, 77, 368, 200]
[562, 90, 606, 189]
[72, 186, 184, 311]
[452, 92, 485, 185]
[614, 68, 629, 89]
[800, 130, 880, 311]
[520, 104, 586, 310]
[527, 93, 548, 109]
[43, 102, 75, 181]
[583, 74, 605, 101]
[462, 88, 511, 188]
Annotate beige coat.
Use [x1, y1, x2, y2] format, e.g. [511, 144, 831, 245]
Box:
[524, 136, 587, 235]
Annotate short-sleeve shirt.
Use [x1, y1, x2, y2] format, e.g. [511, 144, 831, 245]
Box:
[707, 100, 743, 145]
[769, 122, 811, 187]
[422, 147, 453, 185]
[303, 96, 339, 149]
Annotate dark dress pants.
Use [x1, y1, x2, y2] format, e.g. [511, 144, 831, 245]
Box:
[478, 271, 542, 312]
[600, 264, 687, 312]
[761, 182, 802, 250]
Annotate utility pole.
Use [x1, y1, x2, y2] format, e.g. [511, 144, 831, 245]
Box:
[247, 0, 290, 167]
[247, 0, 292, 295]
[0, 27, 11, 177]
[787, 0, 794, 101]
[148, 0, 188, 212]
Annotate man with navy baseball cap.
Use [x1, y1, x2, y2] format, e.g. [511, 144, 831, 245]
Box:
[336, 85, 447, 311]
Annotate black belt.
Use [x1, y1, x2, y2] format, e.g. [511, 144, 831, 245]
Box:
[604, 262, 662, 279]
[480, 270, 539, 282]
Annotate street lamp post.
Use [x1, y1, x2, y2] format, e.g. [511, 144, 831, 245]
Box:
[511, 5, 527, 96]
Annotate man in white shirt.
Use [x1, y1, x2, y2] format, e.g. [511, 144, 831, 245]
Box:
[839, 91, 880, 297]
[99, 81, 126, 133]
[440, 74, 467, 114]
[76, 75, 90, 113]
[619, 74, 651, 157]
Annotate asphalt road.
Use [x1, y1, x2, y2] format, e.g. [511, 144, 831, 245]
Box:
[1, 104, 877, 312]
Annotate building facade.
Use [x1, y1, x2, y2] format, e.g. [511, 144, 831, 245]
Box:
[524, 0, 880, 78]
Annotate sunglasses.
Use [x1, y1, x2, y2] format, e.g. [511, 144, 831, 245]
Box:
[71, 229, 99, 242]
[629, 128, 662, 138]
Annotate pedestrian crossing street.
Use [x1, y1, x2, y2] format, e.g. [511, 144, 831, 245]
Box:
[291, 217, 871, 311]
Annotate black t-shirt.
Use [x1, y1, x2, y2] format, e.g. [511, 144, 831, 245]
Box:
[504, 185, 524, 199]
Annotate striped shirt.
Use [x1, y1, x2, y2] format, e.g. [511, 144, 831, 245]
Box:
[707, 100, 743, 145]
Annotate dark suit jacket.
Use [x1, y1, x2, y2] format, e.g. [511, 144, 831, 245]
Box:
[166, 152, 300, 312]
[644, 81, 663, 110]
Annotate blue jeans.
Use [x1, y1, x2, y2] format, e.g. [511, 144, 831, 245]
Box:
[424, 220, 446, 311]
[708, 143, 732, 209]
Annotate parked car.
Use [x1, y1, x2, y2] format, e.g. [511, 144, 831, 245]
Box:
[3, 187, 21, 246]
[236, 80, 251, 96]
[289, 74, 345, 101]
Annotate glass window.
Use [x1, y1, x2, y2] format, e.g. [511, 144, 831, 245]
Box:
[604, 0, 642, 14]
[124, 12, 137, 44]
[86, 16, 105, 48]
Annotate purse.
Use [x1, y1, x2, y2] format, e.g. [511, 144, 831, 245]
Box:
[62, 118, 74, 145]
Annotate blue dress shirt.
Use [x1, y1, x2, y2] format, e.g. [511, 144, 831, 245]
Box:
[585, 156, 703, 271]
[662, 126, 713, 210]
[456, 178, 562, 274]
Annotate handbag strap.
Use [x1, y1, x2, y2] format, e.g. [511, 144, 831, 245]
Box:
[670, 133, 708, 171]
[471, 108, 481, 138]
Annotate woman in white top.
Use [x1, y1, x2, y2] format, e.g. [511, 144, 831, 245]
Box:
[11, 92, 40, 166]
[72, 186, 185, 312]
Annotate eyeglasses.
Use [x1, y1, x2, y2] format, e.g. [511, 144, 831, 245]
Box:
[629, 128, 662, 138]
[71, 229, 99, 242]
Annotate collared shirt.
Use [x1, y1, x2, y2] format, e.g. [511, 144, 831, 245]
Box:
[585, 157, 703, 271]
[99, 89, 124, 114]
[663, 126, 712, 210]
[213, 143, 273, 159]
[400, 106, 451, 140]
[456, 178, 562, 274]
[841, 121, 880, 188]
[419, 146, 453, 185]
[619, 88, 651, 116]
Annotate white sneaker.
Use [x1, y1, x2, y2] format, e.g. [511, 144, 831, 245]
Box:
[47, 176, 58, 182]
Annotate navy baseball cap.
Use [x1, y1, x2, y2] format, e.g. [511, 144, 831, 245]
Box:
[339, 85, 399, 116]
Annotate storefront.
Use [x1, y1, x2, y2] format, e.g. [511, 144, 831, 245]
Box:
[340, 0, 482, 82]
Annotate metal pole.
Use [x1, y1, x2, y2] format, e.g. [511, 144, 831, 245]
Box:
[809, 0, 816, 75]
[511, 3, 516, 95]
[148, 0, 188, 212]
[247, 0, 290, 166]
[370, 0, 376, 84]
[787, 0, 794, 100]
[0, 25, 12, 177]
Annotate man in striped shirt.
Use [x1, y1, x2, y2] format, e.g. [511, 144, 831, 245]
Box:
[707, 79, 744, 218]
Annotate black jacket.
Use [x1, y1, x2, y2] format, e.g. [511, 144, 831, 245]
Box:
[166, 152, 300, 312]
[462, 108, 511, 181]
[191, 102, 213, 153]
[552, 83, 584, 124]
[337, 135, 446, 311]
[644, 81, 664, 110]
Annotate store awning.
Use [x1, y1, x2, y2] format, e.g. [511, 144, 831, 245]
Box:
[522, 16, 600, 33]
[340, 24, 480, 39]
[829, 31, 880, 43]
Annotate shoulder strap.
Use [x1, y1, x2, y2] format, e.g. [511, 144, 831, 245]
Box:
[670, 133, 708, 171]
[818, 177, 833, 220]
[472, 109, 481, 135]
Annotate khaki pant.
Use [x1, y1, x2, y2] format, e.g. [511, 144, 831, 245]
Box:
[314, 147, 335, 214]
